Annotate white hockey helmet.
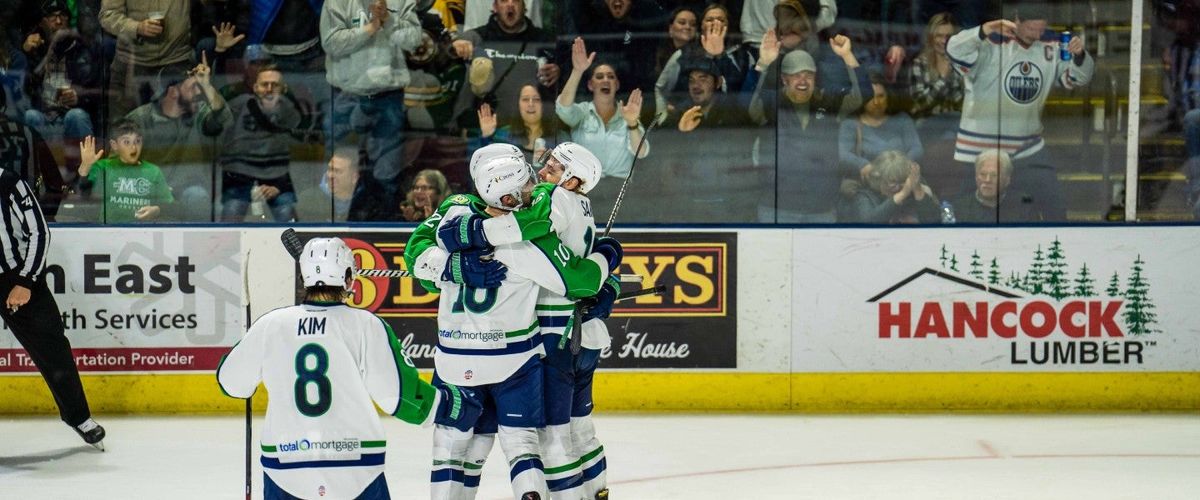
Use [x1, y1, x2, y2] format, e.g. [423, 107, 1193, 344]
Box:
[474, 155, 535, 210]
[300, 238, 357, 290]
[549, 142, 602, 194]
[469, 143, 525, 180]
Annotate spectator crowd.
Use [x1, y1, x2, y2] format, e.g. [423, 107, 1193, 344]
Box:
[5, 0, 1170, 225]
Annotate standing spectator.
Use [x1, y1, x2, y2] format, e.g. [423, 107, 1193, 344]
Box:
[741, 0, 836, 61]
[22, 1, 98, 179]
[655, 6, 696, 75]
[217, 63, 302, 222]
[1, 27, 30, 121]
[839, 73, 923, 182]
[907, 12, 965, 197]
[1, 167, 105, 450]
[476, 83, 560, 163]
[750, 37, 868, 223]
[842, 150, 940, 224]
[557, 37, 650, 218]
[321, 0, 422, 199]
[1162, 0, 1200, 218]
[100, 0, 194, 125]
[76, 125, 173, 222]
[453, 0, 559, 127]
[125, 54, 233, 221]
[0, 89, 67, 219]
[948, 149, 1041, 223]
[947, 4, 1094, 221]
[397, 167, 447, 221]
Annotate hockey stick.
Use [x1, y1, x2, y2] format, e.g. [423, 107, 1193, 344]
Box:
[241, 249, 252, 500]
[616, 284, 665, 303]
[280, 228, 414, 278]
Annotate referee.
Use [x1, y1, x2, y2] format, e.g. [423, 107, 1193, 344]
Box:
[1, 168, 105, 449]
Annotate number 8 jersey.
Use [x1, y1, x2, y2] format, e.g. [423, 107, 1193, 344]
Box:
[217, 302, 440, 499]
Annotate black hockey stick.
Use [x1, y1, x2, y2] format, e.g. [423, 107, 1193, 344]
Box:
[280, 228, 415, 278]
[616, 284, 666, 303]
[602, 120, 657, 238]
[241, 250, 252, 500]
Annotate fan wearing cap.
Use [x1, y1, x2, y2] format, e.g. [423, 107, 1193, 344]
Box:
[218, 237, 482, 500]
[402, 153, 619, 500]
[21, 0, 97, 176]
[672, 56, 753, 133]
[749, 33, 869, 223]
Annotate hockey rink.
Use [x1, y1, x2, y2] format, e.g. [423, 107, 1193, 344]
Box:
[3, 413, 1197, 499]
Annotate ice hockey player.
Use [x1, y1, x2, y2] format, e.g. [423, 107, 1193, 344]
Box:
[404, 154, 621, 500]
[216, 237, 482, 499]
[438, 142, 618, 500]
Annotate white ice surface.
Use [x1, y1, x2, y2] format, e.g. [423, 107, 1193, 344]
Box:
[2, 414, 1197, 499]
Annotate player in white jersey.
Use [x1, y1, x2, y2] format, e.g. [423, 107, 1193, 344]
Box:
[946, 3, 1094, 220]
[217, 238, 481, 500]
[404, 156, 621, 500]
[438, 142, 619, 500]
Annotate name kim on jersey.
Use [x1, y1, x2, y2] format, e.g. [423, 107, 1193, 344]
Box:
[298, 317, 327, 336]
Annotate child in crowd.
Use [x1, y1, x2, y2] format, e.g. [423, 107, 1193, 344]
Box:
[77, 120, 173, 222]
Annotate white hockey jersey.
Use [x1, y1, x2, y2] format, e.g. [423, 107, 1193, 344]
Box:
[217, 302, 439, 499]
[948, 26, 1095, 162]
[483, 186, 613, 350]
[410, 197, 609, 386]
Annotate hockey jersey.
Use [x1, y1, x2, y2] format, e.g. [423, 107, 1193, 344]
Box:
[947, 26, 1095, 162]
[216, 302, 439, 499]
[480, 184, 613, 350]
[404, 192, 609, 386]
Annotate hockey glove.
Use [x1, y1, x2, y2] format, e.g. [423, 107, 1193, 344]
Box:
[442, 248, 507, 288]
[581, 275, 621, 322]
[438, 215, 490, 253]
[434, 384, 483, 432]
[592, 237, 623, 273]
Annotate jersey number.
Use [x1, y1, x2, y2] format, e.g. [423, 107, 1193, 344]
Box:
[452, 286, 498, 313]
[294, 344, 332, 417]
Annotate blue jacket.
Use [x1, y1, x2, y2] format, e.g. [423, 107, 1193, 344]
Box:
[248, 0, 324, 45]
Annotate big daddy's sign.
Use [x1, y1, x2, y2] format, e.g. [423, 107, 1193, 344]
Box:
[297, 231, 737, 369]
[793, 229, 1200, 372]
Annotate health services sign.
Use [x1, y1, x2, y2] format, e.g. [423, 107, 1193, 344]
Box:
[792, 227, 1200, 372]
[0, 229, 242, 373]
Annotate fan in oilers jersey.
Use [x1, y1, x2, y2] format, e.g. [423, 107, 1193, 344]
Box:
[404, 153, 621, 500]
[217, 237, 482, 500]
[947, 1, 1094, 219]
[436, 142, 617, 500]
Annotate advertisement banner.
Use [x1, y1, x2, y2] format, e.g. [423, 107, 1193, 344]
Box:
[792, 228, 1200, 372]
[298, 231, 737, 369]
[0, 230, 243, 373]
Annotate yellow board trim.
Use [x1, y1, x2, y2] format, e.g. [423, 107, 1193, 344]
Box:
[1, 372, 1197, 414]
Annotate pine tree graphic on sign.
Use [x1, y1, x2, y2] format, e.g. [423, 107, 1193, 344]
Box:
[988, 258, 1002, 285]
[1122, 255, 1159, 335]
[1106, 271, 1122, 297]
[1007, 271, 1024, 291]
[940, 245, 948, 269]
[969, 251, 983, 280]
[1073, 263, 1096, 297]
[1025, 245, 1046, 294]
[1045, 238, 1069, 300]
[949, 254, 959, 272]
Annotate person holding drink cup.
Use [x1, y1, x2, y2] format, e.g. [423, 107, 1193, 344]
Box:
[100, 1, 195, 124]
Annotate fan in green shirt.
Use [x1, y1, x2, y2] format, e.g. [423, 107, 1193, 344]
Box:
[77, 121, 173, 223]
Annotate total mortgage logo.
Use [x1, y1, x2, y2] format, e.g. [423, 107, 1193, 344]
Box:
[867, 238, 1160, 366]
[276, 438, 362, 454]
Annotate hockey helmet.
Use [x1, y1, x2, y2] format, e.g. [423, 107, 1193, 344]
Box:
[549, 142, 602, 194]
[474, 155, 535, 210]
[300, 238, 357, 290]
[469, 143, 524, 180]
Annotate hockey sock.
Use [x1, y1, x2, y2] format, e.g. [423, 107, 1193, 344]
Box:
[461, 432, 495, 500]
[539, 423, 585, 499]
[431, 425, 474, 500]
[498, 425, 548, 499]
[571, 415, 607, 498]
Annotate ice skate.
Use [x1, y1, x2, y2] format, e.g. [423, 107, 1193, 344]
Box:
[74, 418, 106, 451]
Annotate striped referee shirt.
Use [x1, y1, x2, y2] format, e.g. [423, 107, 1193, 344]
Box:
[0, 168, 49, 287]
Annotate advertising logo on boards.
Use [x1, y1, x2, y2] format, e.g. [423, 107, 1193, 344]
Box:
[868, 238, 1160, 366]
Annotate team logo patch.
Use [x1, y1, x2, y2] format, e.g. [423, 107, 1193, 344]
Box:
[450, 194, 469, 204]
[464, 369, 473, 380]
[1005, 61, 1044, 104]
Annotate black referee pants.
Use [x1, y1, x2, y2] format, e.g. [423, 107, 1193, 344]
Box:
[0, 273, 91, 427]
